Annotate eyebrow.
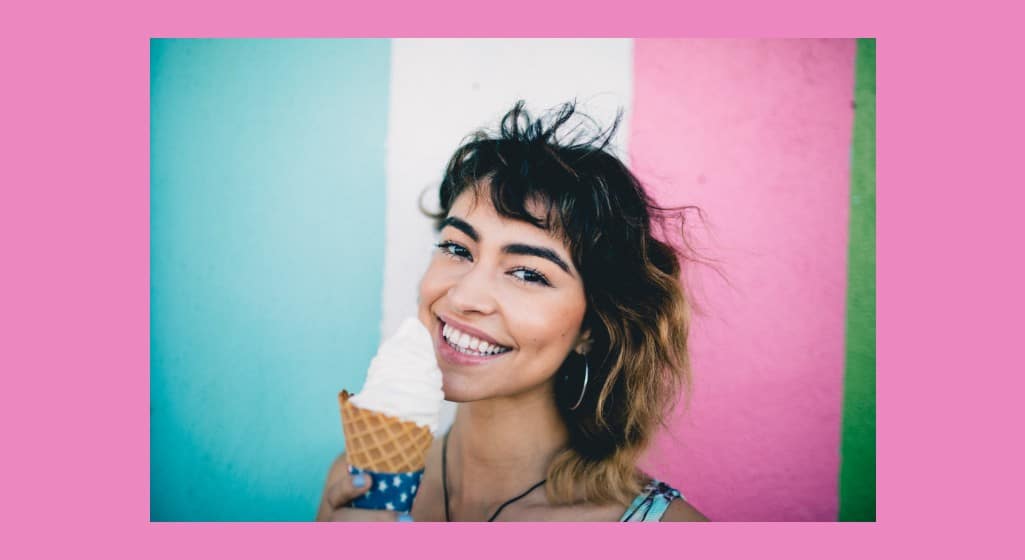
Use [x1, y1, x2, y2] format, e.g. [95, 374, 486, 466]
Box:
[439, 216, 574, 277]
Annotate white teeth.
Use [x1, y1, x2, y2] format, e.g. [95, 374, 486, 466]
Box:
[442, 322, 511, 356]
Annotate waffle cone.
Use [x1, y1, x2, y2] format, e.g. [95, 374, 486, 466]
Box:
[338, 390, 433, 472]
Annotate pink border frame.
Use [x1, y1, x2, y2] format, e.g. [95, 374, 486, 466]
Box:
[9, 0, 1017, 555]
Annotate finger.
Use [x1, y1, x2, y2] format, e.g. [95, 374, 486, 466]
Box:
[327, 507, 406, 522]
[324, 470, 373, 509]
[325, 469, 371, 508]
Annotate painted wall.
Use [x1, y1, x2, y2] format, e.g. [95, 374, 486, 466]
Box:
[150, 39, 391, 520]
[150, 38, 864, 521]
[840, 39, 876, 521]
[631, 39, 856, 520]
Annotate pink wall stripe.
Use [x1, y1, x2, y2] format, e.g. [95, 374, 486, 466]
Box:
[631, 39, 856, 520]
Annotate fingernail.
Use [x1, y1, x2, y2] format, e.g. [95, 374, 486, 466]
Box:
[352, 474, 367, 487]
[397, 512, 414, 522]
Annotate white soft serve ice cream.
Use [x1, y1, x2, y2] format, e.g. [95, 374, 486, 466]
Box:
[349, 317, 444, 434]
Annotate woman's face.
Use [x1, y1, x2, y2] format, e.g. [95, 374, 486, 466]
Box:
[418, 187, 590, 403]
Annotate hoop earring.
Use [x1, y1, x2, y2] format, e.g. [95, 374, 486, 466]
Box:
[569, 354, 589, 411]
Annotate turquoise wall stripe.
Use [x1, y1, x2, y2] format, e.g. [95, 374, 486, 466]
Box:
[151, 39, 391, 521]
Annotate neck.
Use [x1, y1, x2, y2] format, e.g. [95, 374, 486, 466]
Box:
[446, 383, 568, 517]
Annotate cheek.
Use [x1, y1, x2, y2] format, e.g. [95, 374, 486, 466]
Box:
[512, 297, 586, 350]
[417, 262, 446, 303]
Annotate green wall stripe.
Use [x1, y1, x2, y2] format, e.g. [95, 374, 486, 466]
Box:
[839, 38, 876, 522]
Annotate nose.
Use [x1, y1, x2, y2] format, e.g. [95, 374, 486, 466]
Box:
[446, 262, 498, 316]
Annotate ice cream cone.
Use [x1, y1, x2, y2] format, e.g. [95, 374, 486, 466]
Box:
[338, 390, 433, 473]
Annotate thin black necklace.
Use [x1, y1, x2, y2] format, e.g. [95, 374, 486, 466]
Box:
[442, 430, 547, 522]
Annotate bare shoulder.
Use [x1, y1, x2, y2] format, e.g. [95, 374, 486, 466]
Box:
[660, 498, 708, 522]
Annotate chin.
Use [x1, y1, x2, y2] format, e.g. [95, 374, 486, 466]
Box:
[440, 372, 486, 403]
[440, 373, 466, 402]
[442, 391, 471, 403]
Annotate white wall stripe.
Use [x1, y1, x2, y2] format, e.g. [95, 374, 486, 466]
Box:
[382, 39, 634, 433]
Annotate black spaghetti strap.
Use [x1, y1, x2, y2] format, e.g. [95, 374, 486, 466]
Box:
[443, 429, 547, 521]
[486, 479, 548, 522]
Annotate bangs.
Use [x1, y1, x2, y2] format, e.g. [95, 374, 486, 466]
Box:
[452, 172, 577, 257]
[430, 100, 627, 271]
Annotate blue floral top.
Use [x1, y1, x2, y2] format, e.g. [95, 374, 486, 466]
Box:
[619, 480, 683, 522]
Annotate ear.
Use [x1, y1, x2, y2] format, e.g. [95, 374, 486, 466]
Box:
[575, 328, 593, 355]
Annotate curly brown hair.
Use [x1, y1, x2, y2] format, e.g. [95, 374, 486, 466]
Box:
[421, 100, 699, 506]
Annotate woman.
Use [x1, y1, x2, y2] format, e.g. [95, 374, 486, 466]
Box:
[318, 101, 707, 521]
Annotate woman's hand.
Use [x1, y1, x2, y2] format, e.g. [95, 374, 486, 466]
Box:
[316, 453, 412, 521]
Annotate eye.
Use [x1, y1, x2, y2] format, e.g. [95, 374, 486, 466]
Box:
[435, 241, 472, 261]
[510, 267, 551, 287]
[436, 241, 551, 287]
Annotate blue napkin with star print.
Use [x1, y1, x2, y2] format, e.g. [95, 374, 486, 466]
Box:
[347, 465, 423, 513]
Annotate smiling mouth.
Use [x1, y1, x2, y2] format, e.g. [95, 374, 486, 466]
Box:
[437, 318, 513, 358]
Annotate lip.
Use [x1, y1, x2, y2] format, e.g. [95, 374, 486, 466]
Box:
[435, 316, 513, 366]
